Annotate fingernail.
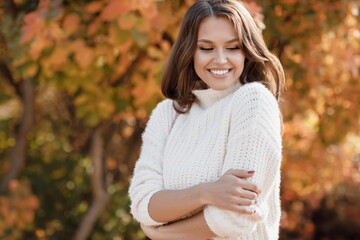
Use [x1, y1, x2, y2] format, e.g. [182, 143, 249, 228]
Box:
[255, 200, 257, 204]
[248, 170, 255, 174]
[253, 209, 256, 214]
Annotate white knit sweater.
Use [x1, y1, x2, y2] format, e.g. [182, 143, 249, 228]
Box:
[128, 81, 282, 240]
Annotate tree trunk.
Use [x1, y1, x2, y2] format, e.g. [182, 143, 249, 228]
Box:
[0, 77, 34, 192]
[74, 125, 110, 240]
[4, 0, 18, 19]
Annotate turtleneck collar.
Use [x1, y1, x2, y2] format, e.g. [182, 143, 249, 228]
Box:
[192, 81, 241, 108]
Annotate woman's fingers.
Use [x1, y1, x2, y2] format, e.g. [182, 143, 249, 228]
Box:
[235, 186, 258, 200]
[226, 168, 255, 178]
[231, 196, 256, 206]
[231, 205, 256, 215]
[225, 169, 261, 194]
[237, 178, 261, 194]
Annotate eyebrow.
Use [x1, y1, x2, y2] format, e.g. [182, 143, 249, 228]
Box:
[197, 38, 239, 43]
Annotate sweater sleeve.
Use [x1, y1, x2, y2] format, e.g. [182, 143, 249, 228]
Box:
[128, 99, 173, 226]
[203, 82, 282, 237]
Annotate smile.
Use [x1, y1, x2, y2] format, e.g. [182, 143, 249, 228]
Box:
[209, 69, 231, 75]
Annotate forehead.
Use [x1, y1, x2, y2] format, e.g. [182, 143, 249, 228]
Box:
[197, 16, 237, 41]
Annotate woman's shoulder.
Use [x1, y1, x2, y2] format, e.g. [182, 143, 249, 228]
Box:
[146, 98, 175, 129]
[149, 98, 174, 119]
[235, 81, 276, 98]
[233, 81, 279, 109]
[231, 82, 281, 125]
[152, 98, 173, 111]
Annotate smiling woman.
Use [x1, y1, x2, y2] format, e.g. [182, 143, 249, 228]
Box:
[194, 17, 246, 90]
[128, 0, 285, 239]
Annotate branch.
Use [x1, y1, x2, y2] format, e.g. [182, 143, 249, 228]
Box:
[110, 50, 146, 87]
[74, 125, 110, 240]
[4, 0, 18, 19]
[0, 77, 34, 192]
[0, 61, 23, 98]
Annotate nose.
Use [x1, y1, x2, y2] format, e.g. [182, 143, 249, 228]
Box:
[213, 49, 227, 64]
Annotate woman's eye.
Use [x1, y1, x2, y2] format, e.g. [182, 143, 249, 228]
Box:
[227, 47, 240, 50]
[200, 47, 213, 51]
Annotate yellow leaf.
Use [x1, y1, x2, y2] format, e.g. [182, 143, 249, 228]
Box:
[49, 45, 70, 70]
[115, 38, 133, 53]
[147, 46, 163, 59]
[131, 73, 160, 107]
[29, 37, 52, 60]
[95, 45, 115, 65]
[117, 13, 136, 30]
[12, 55, 28, 68]
[24, 63, 38, 78]
[98, 100, 115, 119]
[73, 94, 88, 106]
[135, 17, 151, 33]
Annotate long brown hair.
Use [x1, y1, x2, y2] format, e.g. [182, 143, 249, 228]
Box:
[161, 0, 285, 113]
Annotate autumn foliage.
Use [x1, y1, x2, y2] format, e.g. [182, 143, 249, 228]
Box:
[0, 0, 359, 239]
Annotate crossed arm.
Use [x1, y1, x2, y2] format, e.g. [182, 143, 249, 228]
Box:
[142, 170, 259, 239]
[141, 210, 214, 240]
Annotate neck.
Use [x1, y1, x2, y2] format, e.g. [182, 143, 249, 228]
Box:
[192, 81, 241, 108]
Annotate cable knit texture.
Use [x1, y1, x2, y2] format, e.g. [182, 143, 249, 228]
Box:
[128, 81, 282, 239]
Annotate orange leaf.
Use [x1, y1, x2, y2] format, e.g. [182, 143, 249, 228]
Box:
[63, 13, 80, 35]
[138, 1, 159, 20]
[85, 1, 104, 14]
[131, 73, 160, 107]
[75, 46, 94, 69]
[114, 53, 131, 77]
[49, 45, 70, 70]
[29, 37, 52, 60]
[28, 196, 40, 209]
[87, 19, 100, 36]
[100, 0, 133, 21]
[21, 12, 43, 44]
[23, 210, 35, 223]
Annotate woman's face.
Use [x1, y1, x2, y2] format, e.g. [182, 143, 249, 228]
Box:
[194, 17, 245, 90]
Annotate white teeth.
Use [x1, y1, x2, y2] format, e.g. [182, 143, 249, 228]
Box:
[210, 69, 230, 75]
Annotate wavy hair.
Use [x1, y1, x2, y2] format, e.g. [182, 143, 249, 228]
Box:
[161, 0, 285, 113]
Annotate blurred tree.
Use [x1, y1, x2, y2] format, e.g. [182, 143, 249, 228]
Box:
[0, 0, 198, 239]
[258, 0, 360, 238]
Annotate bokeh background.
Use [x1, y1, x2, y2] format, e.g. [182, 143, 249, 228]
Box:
[0, 0, 359, 239]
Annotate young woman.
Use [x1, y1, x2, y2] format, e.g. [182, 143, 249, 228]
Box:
[128, 0, 285, 239]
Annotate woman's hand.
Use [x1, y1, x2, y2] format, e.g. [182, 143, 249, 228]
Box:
[202, 169, 260, 214]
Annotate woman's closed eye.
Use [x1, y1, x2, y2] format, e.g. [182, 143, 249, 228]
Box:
[227, 46, 241, 50]
[200, 47, 213, 51]
[199, 47, 241, 51]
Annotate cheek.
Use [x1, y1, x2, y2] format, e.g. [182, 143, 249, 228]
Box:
[232, 55, 245, 69]
[194, 51, 209, 68]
